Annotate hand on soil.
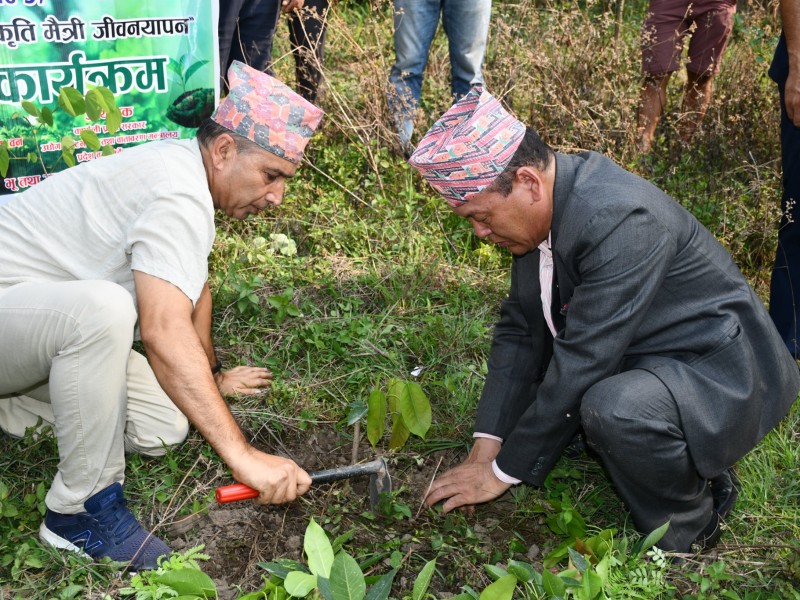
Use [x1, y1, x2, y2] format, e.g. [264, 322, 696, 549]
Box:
[216, 366, 273, 397]
[424, 461, 510, 514]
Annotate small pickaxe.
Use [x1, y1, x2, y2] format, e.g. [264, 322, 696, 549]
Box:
[215, 457, 392, 509]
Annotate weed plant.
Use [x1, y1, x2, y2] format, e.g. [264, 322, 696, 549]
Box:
[1, 0, 798, 598]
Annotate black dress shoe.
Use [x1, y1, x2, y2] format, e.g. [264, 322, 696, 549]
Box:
[691, 469, 739, 552]
[710, 468, 739, 521]
[692, 511, 722, 552]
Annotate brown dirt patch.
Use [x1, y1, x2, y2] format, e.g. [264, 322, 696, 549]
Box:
[163, 426, 551, 599]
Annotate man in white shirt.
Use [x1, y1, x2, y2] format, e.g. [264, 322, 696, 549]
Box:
[0, 61, 323, 570]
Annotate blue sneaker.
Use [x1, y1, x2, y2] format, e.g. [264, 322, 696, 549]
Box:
[39, 482, 170, 571]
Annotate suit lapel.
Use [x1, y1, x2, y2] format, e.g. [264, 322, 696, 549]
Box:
[550, 152, 580, 333]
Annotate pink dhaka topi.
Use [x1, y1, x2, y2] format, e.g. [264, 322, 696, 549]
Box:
[408, 87, 525, 206]
[212, 60, 324, 164]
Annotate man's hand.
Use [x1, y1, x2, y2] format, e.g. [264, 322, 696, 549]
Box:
[216, 366, 273, 396]
[782, 0, 800, 125]
[425, 460, 511, 514]
[787, 66, 800, 127]
[441, 437, 502, 515]
[281, 0, 304, 13]
[134, 271, 308, 506]
[231, 447, 312, 504]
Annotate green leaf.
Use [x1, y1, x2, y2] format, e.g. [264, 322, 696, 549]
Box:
[40, 107, 53, 126]
[257, 559, 307, 579]
[58, 584, 83, 599]
[387, 384, 410, 450]
[318, 576, 334, 600]
[479, 574, 516, 600]
[0, 145, 9, 177]
[285, 572, 317, 597]
[84, 89, 103, 122]
[364, 569, 396, 600]
[331, 529, 355, 555]
[105, 106, 122, 135]
[635, 521, 669, 556]
[582, 528, 615, 561]
[24, 555, 42, 568]
[386, 378, 404, 405]
[94, 86, 116, 111]
[305, 519, 334, 578]
[185, 60, 210, 84]
[80, 129, 101, 152]
[346, 401, 368, 426]
[101, 145, 115, 157]
[92, 86, 122, 133]
[567, 548, 588, 574]
[398, 382, 431, 438]
[506, 560, 537, 583]
[58, 87, 85, 117]
[168, 57, 185, 77]
[61, 149, 76, 168]
[153, 569, 216, 598]
[237, 593, 270, 600]
[484, 564, 508, 581]
[366, 389, 386, 447]
[21, 100, 39, 117]
[583, 568, 604, 598]
[61, 135, 76, 167]
[388, 416, 410, 450]
[411, 559, 436, 600]
[542, 570, 566, 597]
[329, 552, 365, 600]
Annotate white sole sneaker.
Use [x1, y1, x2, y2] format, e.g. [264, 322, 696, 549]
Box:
[39, 522, 90, 558]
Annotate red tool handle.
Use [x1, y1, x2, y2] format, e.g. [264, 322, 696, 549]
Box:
[216, 483, 258, 503]
[216, 458, 388, 504]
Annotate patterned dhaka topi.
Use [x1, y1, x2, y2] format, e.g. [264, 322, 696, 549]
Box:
[212, 60, 324, 164]
[408, 86, 525, 207]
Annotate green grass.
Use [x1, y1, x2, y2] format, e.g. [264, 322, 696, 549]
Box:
[2, 0, 799, 597]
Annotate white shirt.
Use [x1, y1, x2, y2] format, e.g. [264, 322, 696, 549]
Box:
[0, 139, 215, 311]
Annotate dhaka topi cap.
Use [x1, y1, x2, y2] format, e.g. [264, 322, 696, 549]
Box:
[408, 86, 525, 207]
[212, 60, 324, 164]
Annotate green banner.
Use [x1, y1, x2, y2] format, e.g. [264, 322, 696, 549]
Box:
[0, 0, 218, 196]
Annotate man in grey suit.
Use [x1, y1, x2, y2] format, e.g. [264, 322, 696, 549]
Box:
[410, 87, 800, 553]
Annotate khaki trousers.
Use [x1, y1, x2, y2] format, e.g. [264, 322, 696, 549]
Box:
[0, 281, 189, 514]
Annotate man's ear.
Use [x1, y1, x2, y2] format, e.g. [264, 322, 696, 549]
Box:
[514, 166, 544, 200]
[209, 133, 237, 170]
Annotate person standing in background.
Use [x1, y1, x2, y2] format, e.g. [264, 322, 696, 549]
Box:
[768, 0, 800, 359]
[387, 0, 491, 156]
[218, 0, 304, 91]
[288, 0, 329, 104]
[636, 0, 737, 152]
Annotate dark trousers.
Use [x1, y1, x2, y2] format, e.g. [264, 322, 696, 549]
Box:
[580, 369, 714, 552]
[288, 0, 329, 104]
[769, 35, 800, 358]
[218, 0, 281, 87]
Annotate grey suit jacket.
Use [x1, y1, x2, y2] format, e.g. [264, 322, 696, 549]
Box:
[476, 151, 800, 485]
